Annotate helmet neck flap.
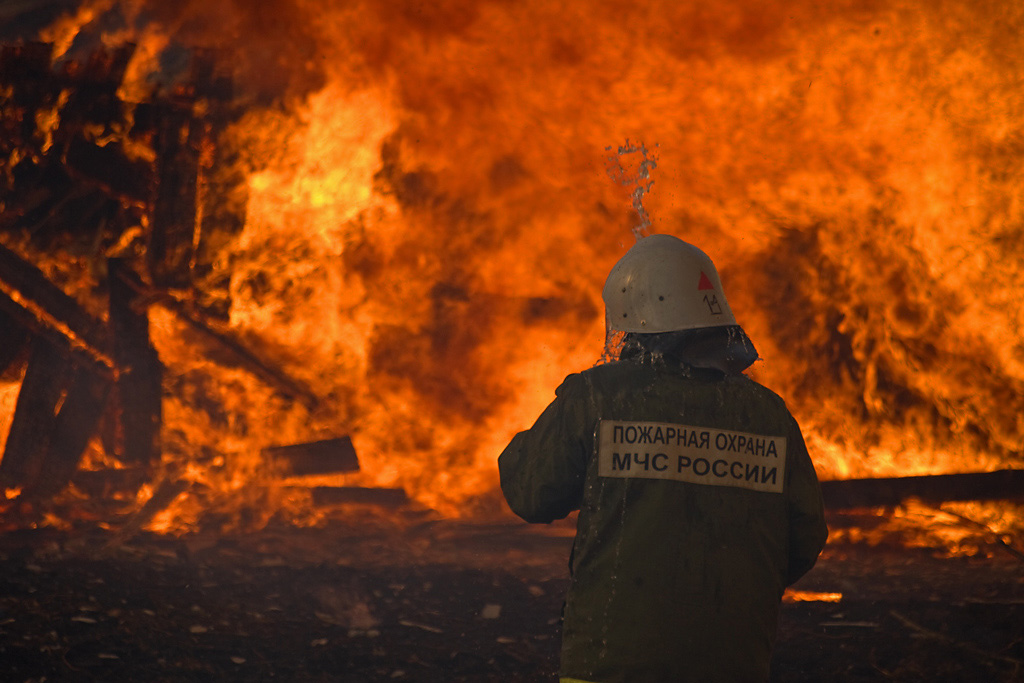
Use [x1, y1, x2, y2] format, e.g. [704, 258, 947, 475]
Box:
[619, 326, 759, 375]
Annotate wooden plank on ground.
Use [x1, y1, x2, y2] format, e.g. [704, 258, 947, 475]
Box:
[821, 469, 1024, 510]
[263, 437, 359, 476]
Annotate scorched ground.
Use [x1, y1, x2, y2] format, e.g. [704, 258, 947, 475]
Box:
[1, 513, 1022, 682]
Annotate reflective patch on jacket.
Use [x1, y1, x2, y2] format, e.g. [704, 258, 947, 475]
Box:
[597, 419, 787, 494]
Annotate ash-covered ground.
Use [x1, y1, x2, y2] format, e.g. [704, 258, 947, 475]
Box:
[1, 514, 1021, 682]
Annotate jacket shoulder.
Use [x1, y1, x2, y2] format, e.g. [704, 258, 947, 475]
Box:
[726, 373, 791, 408]
[573, 360, 649, 392]
[554, 370, 591, 398]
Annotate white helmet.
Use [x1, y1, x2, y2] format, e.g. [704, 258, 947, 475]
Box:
[602, 234, 737, 333]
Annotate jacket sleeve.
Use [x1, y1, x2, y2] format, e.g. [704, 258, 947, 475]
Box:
[498, 374, 591, 523]
[784, 417, 829, 585]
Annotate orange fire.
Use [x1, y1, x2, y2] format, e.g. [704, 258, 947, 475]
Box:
[4, 0, 1024, 536]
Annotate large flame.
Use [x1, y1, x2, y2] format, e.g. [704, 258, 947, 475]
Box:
[7, 0, 1024, 531]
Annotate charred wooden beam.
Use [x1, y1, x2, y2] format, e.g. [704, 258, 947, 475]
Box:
[52, 43, 135, 136]
[147, 48, 237, 294]
[64, 136, 153, 204]
[108, 270, 319, 409]
[191, 49, 243, 320]
[2, 164, 75, 233]
[310, 486, 409, 508]
[0, 242, 113, 375]
[108, 259, 162, 468]
[147, 101, 200, 289]
[110, 476, 191, 542]
[0, 42, 53, 86]
[160, 297, 320, 410]
[21, 186, 111, 245]
[821, 469, 1024, 510]
[22, 364, 111, 500]
[0, 307, 29, 377]
[71, 467, 148, 498]
[76, 43, 135, 91]
[0, 340, 68, 491]
[263, 437, 359, 476]
[0, 42, 56, 142]
[189, 48, 235, 102]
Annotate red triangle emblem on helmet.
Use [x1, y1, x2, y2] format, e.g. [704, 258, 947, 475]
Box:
[698, 271, 715, 291]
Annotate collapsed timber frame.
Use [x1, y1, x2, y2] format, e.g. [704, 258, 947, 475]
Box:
[0, 40, 342, 524]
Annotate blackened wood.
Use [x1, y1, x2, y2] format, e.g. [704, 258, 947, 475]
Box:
[0, 242, 113, 374]
[147, 103, 199, 289]
[97, 401, 119, 465]
[310, 486, 409, 508]
[189, 48, 234, 102]
[150, 48, 235, 297]
[0, 340, 68, 491]
[76, 44, 135, 90]
[72, 467, 148, 498]
[3, 165, 74, 233]
[164, 298, 320, 410]
[0, 307, 29, 377]
[263, 437, 359, 476]
[111, 477, 191, 542]
[0, 43, 56, 154]
[24, 364, 111, 499]
[0, 42, 53, 84]
[110, 274, 319, 410]
[821, 469, 1024, 510]
[23, 186, 108, 244]
[192, 110, 246, 318]
[0, 42, 55, 124]
[52, 44, 135, 136]
[64, 137, 153, 203]
[108, 259, 162, 468]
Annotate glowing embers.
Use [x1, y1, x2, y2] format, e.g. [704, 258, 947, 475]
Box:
[827, 500, 1024, 559]
[783, 591, 843, 603]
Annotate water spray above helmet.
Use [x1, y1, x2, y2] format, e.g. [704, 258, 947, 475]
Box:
[605, 139, 658, 240]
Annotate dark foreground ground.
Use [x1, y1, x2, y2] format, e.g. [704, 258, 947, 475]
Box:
[1, 514, 1022, 682]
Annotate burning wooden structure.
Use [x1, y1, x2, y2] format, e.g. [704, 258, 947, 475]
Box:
[0, 41, 171, 511]
[0, 0, 1021, 555]
[0, 38, 405, 528]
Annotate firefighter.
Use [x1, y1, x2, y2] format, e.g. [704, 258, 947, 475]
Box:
[498, 234, 828, 683]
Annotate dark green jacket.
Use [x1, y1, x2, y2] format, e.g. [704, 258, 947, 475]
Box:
[498, 357, 828, 683]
